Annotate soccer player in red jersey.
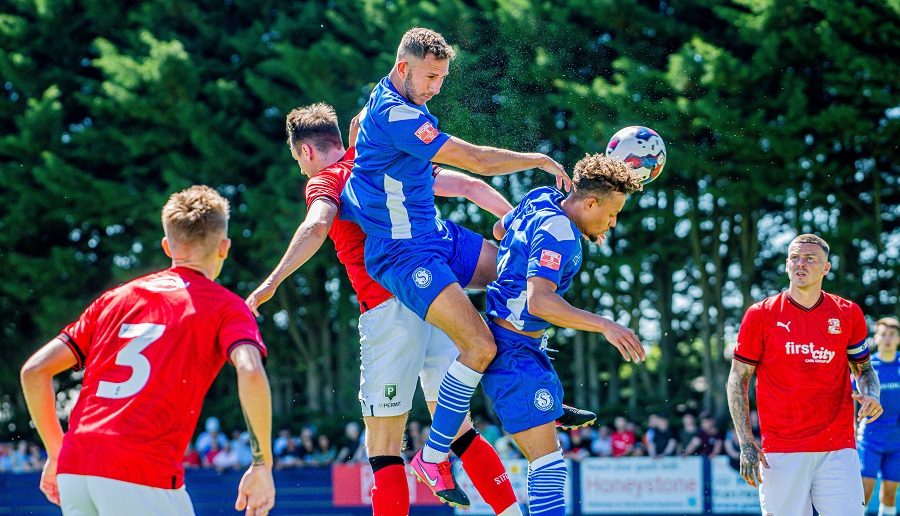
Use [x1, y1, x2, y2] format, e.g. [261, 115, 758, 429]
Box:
[21, 186, 275, 516]
[246, 103, 525, 515]
[727, 233, 882, 516]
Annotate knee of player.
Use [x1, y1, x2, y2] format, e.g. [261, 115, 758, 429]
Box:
[468, 339, 496, 368]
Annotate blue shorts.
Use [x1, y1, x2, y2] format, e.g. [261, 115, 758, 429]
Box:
[481, 322, 564, 434]
[364, 219, 484, 320]
[859, 436, 900, 482]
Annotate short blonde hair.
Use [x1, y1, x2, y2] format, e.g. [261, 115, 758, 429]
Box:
[571, 153, 643, 199]
[161, 185, 229, 253]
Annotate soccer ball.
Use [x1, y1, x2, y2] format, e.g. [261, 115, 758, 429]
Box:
[605, 126, 667, 185]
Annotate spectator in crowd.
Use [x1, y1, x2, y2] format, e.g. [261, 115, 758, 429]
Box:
[565, 428, 592, 461]
[27, 443, 45, 471]
[611, 416, 636, 457]
[231, 430, 254, 468]
[682, 413, 724, 458]
[336, 421, 363, 463]
[203, 440, 221, 468]
[591, 425, 613, 457]
[646, 413, 678, 458]
[12, 440, 31, 473]
[212, 442, 241, 472]
[273, 428, 296, 458]
[298, 433, 316, 464]
[678, 412, 698, 454]
[195, 416, 228, 457]
[306, 435, 338, 466]
[182, 443, 201, 470]
[0, 443, 13, 472]
[277, 439, 303, 469]
[724, 426, 742, 471]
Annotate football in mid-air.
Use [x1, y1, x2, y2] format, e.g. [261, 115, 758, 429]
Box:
[605, 126, 667, 185]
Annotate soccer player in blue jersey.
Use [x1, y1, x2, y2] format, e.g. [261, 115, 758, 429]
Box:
[341, 27, 571, 507]
[484, 153, 646, 515]
[859, 317, 900, 516]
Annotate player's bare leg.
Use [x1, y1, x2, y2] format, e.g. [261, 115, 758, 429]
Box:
[425, 402, 521, 515]
[365, 414, 411, 516]
[410, 284, 495, 508]
[425, 283, 496, 371]
[511, 422, 567, 516]
[865, 477, 878, 505]
[466, 240, 499, 290]
[880, 480, 898, 515]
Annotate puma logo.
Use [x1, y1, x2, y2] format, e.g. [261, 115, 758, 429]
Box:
[777, 321, 791, 332]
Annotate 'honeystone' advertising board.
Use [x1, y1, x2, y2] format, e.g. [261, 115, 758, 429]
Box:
[580, 457, 704, 514]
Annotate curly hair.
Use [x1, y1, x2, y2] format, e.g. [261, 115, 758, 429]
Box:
[162, 185, 229, 252]
[397, 27, 456, 61]
[571, 153, 643, 199]
[285, 102, 343, 152]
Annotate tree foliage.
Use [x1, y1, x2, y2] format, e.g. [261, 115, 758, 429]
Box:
[1, 0, 898, 439]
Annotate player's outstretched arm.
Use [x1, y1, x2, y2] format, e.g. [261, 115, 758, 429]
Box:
[231, 345, 275, 516]
[432, 136, 572, 191]
[851, 359, 883, 423]
[245, 199, 338, 316]
[20, 338, 79, 506]
[432, 168, 513, 219]
[526, 276, 644, 363]
[726, 360, 768, 488]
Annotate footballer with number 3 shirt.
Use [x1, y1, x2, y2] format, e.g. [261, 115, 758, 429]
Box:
[20, 186, 275, 516]
[727, 234, 882, 516]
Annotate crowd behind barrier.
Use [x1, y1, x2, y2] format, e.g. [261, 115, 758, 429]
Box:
[0, 410, 757, 475]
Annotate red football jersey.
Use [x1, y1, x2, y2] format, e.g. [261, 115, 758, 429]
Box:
[56, 267, 266, 489]
[305, 148, 393, 312]
[733, 291, 869, 453]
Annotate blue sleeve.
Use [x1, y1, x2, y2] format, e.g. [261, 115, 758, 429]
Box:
[526, 220, 579, 288]
[385, 105, 450, 161]
[501, 208, 516, 230]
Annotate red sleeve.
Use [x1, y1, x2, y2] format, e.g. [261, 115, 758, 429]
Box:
[59, 295, 107, 371]
[219, 299, 267, 364]
[305, 171, 344, 212]
[734, 303, 764, 366]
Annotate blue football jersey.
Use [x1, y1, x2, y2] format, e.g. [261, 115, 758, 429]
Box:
[340, 76, 451, 239]
[487, 187, 582, 332]
[859, 353, 900, 443]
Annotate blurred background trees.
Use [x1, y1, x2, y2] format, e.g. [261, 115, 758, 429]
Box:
[1, 0, 898, 438]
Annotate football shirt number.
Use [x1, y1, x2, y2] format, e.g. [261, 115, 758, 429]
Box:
[96, 323, 165, 399]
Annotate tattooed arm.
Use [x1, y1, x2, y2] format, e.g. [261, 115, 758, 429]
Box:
[726, 360, 769, 487]
[850, 359, 882, 423]
[231, 344, 275, 515]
